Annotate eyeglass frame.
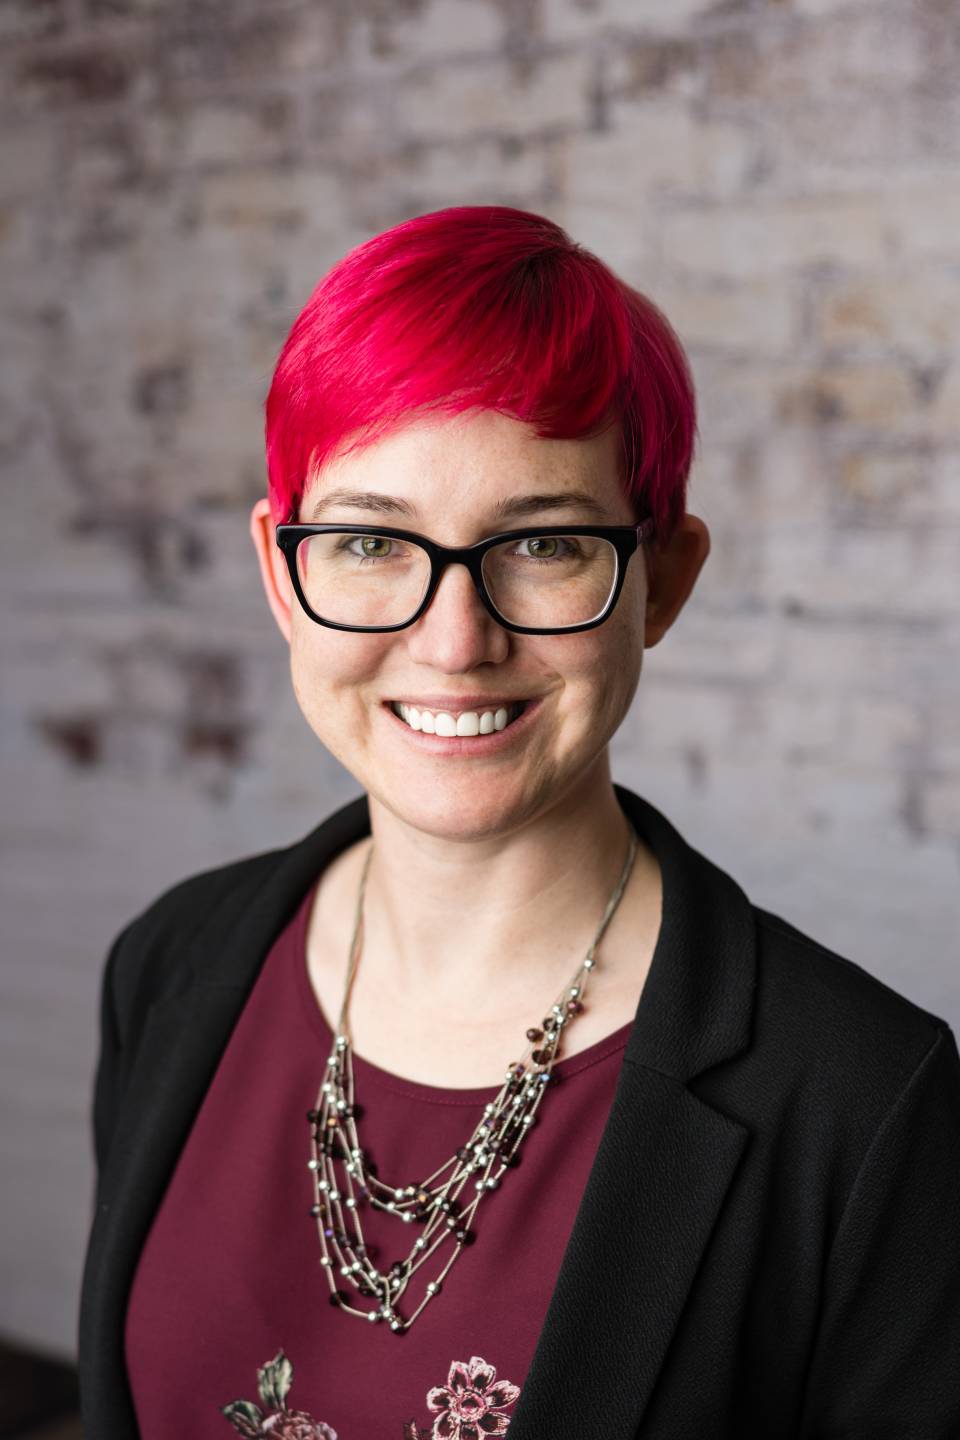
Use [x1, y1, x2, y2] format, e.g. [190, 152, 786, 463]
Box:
[274, 516, 656, 636]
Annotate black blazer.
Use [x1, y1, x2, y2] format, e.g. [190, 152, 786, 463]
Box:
[78, 783, 960, 1438]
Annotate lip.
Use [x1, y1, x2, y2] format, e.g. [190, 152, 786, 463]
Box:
[386, 694, 533, 712]
[381, 696, 544, 755]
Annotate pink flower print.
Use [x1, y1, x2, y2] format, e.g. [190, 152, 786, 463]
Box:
[424, 1355, 521, 1438]
[221, 1349, 336, 1439]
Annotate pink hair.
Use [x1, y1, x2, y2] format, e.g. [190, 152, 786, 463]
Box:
[264, 205, 698, 547]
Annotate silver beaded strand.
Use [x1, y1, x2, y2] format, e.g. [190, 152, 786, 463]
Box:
[306, 820, 640, 1334]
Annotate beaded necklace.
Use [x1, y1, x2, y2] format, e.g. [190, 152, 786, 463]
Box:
[306, 820, 640, 1333]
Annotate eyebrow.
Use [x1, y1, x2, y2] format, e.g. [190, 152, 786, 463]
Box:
[304, 488, 612, 523]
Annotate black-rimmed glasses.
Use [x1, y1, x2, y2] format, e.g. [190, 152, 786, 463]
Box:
[274, 519, 656, 635]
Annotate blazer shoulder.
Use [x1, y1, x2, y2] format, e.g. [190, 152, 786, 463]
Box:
[106, 842, 291, 1036]
[750, 902, 953, 1108]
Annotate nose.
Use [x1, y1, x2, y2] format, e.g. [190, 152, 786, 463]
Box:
[404, 559, 510, 670]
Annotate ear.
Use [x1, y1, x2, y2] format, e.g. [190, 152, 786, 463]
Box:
[250, 497, 293, 644]
[644, 514, 711, 649]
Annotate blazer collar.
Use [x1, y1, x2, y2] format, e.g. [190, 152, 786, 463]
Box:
[80, 784, 756, 1440]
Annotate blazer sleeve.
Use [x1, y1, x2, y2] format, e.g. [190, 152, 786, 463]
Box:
[798, 1021, 960, 1438]
[91, 921, 134, 1187]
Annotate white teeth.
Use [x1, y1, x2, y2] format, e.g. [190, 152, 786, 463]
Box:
[393, 701, 524, 735]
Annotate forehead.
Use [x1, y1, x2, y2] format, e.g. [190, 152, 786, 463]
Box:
[302, 409, 626, 518]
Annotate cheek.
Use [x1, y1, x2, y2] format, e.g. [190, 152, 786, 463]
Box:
[288, 619, 390, 716]
[601, 573, 646, 690]
[542, 623, 643, 735]
[586, 635, 643, 724]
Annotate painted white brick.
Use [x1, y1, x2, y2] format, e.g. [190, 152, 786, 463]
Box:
[399, 50, 591, 139]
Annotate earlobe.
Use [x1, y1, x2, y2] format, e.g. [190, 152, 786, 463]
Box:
[249, 497, 293, 644]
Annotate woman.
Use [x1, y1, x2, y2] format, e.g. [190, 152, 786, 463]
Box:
[78, 206, 960, 1439]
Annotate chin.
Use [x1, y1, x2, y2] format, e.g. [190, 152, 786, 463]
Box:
[371, 778, 545, 844]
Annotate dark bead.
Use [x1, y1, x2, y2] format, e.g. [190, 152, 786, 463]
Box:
[351, 1104, 364, 1121]
[438, 1198, 453, 1214]
[357, 1280, 374, 1297]
[334, 1230, 348, 1246]
[526, 1027, 543, 1042]
[504, 1152, 521, 1168]
[329, 1290, 345, 1307]
[446, 1197, 461, 1216]
[355, 1243, 367, 1257]
[307, 1109, 319, 1122]
[543, 1016, 558, 1031]
[309, 1204, 321, 1217]
[366, 1159, 379, 1177]
[389, 1260, 406, 1277]
[454, 1228, 475, 1245]
[531, 1048, 545, 1064]
[566, 999, 584, 1014]
[455, 1146, 469, 1160]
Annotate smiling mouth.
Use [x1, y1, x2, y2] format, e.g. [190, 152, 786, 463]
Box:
[389, 700, 528, 735]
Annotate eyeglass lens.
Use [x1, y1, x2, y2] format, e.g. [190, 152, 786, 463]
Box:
[294, 531, 619, 629]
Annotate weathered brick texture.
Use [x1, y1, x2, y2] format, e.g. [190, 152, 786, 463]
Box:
[1, 0, 957, 1357]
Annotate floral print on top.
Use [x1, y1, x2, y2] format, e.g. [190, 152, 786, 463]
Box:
[221, 1349, 521, 1439]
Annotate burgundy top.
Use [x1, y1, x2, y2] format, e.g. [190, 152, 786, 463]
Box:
[125, 870, 633, 1439]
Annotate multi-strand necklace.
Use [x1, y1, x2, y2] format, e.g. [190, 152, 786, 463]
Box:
[306, 820, 640, 1334]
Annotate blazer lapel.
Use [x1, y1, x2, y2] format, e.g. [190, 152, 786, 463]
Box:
[507, 787, 758, 1439]
[504, 1062, 749, 1439]
[80, 785, 757, 1440]
[80, 794, 373, 1437]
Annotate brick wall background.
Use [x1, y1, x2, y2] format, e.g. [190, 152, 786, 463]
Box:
[2, 0, 958, 1358]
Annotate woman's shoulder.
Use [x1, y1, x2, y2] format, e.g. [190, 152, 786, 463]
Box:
[103, 842, 292, 1035]
[742, 900, 956, 1146]
[752, 902, 949, 1047]
[123, 844, 287, 941]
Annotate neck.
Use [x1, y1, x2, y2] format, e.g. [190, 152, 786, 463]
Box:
[354, 762, 655, 1014]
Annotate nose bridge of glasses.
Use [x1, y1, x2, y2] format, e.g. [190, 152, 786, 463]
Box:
[427, 544, 490, 614]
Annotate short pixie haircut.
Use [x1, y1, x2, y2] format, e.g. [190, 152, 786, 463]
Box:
[264, 205, 697, 549]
